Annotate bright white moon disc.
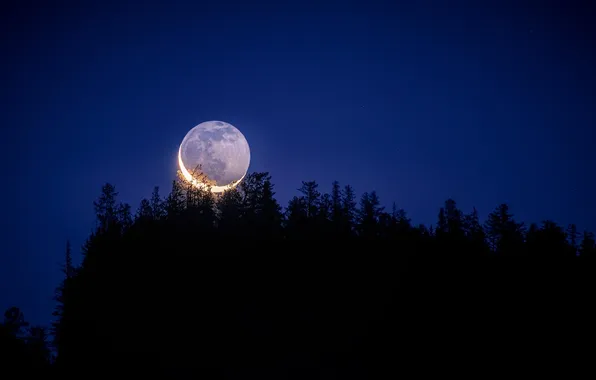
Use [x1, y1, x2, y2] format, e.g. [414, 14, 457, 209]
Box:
[178, 121, 250, 193]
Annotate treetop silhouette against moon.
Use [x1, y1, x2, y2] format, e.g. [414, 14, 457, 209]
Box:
[178, 121, 250, 193]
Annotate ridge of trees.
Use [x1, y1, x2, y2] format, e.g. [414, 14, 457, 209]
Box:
[73, 171, 596, 256]
[3, 171, 595, 376]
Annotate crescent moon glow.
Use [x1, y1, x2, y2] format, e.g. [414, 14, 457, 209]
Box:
[178, 143, 246, 193]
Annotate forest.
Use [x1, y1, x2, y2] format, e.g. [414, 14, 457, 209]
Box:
[3, 172, 595, 377]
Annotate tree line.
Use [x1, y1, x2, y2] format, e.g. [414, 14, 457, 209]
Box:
[2, 171, 595, 377]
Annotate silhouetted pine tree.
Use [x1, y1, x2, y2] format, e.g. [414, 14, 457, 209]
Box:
[135, 198, 153, 222]
[437, 207, 447, 237]
[258, 177, 283, 238]
[389, 202, 412, 241]
[238, 172, 280, 238]
[484, 204, 525, 254]
[150, 186, 164, 220]
[117, 202, 133, 232]
[541, 220, 570, 258]
[341, 184, 357, 237]
[463, 207, 487, 253]
[184, 184, 216, 235]
[318, 193, 332, 225]
[299, 180, 321, 220]
[93, 183, 119, 233]
[51, 240, 77, 358]
[165, 178, 185, 218]
[331, 181, 343, 222]
[444, 199, 464, 237]
[217, 187, 243, 236]
[567, 224, 579, 255]
[285, 196, 308, 239]
[357, 191, 384, 239]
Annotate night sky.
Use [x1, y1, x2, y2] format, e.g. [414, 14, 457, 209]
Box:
[4, 0, 595, 324]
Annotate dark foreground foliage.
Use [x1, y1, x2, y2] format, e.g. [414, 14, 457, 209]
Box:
[3, 172, 595, 377]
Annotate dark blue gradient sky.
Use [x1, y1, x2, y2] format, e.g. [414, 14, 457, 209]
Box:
[3, 0, 595, 323]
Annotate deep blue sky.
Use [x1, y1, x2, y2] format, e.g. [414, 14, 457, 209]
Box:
[3, 0, 595, 324]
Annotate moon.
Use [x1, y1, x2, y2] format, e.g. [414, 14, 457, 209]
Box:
[178, 121, 250, 193]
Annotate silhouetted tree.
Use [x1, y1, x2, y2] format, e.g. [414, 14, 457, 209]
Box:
[383, 202, 411, 240]
[484, 204, 525, 254]
[318, 193, 332, 221]
[418, 223, 432, 239]
[436, 199, 465, 242]
[3, 307, 28, 337]
[136, 198, 153, 221]
[150, 186, 164, 220]
[218, 187, 243, 235]
[239, 172, 270, 212]
[526, 220, 570, 258]
[117, 202, 133, 232]
[285, 196, 308, 239]
[463, 207, 487, 252]
[567, 224, 579, 255]
[391, 203, 410, 227]
[331, 181, 343, 223]
[299, 181, 321, 219]
[236, 172, 281, 238]
[341, 184, 357, 236]
[51, 241, 76, 356]
[185, 185, 216, 231]
[312, 192, 333, 237]
[165, 178, 185, 218]
[93, 183, 119, 233]
[444, 199, 464, 237]
[325, 180, 347, 237]
[258, 178, 283, 238]
[357, 191, 384, 239]
[437, 207, 447, 236]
